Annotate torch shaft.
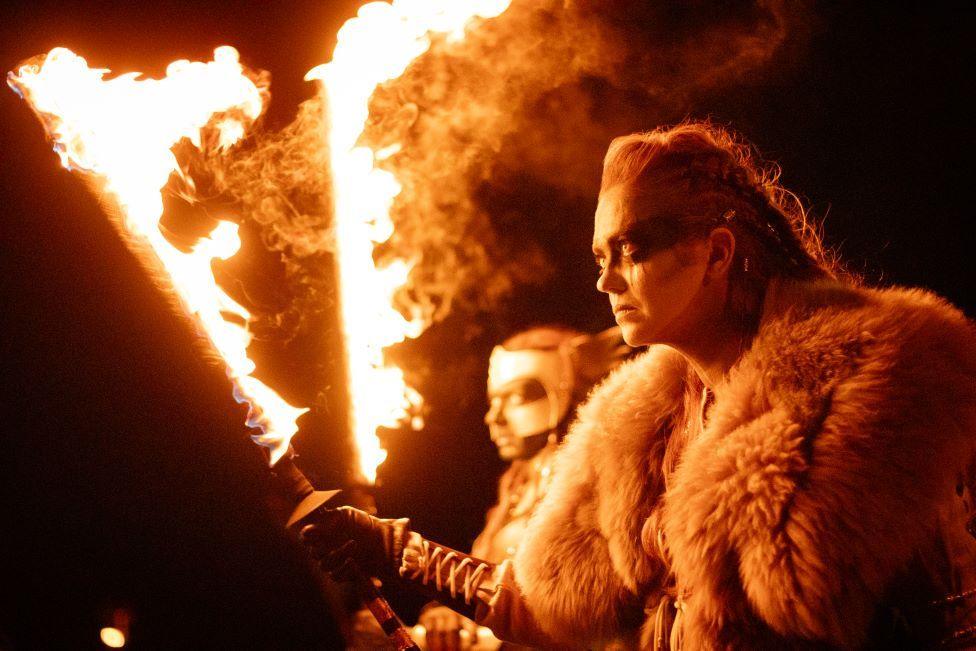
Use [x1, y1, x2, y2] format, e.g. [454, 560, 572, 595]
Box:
[270, 454, 419, 651]
[357, 579, 421, 650]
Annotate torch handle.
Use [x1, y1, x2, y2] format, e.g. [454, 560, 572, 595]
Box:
[271, 455, 419, 650]
[354, 569, 421, 651]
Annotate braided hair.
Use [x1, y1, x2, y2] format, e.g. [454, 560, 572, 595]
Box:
[600, 120, 848, 334]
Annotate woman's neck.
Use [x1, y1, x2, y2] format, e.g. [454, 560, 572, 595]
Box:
[674, 315, 752, 390]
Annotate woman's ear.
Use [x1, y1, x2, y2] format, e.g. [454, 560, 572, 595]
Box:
[706, 227, 736, 278]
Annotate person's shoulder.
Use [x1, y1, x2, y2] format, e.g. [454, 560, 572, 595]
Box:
[756, 278, 975, 375]
[863, 283, 974, 343]
[739, 279, 976, 430]
[765, 277, 971, 335]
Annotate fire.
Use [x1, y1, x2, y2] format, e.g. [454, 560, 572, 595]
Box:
[308, 0, 511, 483]
[9, 0, 513, 484]
[8, 46, 307, 464]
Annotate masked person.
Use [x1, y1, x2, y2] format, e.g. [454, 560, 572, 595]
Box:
[416, 326, 629, 650]
[303, 121, 976, 649]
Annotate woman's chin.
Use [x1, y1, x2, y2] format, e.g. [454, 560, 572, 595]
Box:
[619, 322, 651, 348]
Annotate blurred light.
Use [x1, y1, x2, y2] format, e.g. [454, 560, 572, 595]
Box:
[100, 627, 126, 648]
[409, 623, 428, 647]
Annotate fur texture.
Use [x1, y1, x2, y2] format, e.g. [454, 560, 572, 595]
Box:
[513, 279, 976, 649]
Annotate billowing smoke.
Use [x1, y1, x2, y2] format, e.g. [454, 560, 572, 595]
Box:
[162, 92, 340, 419]
[359, 0, 807, 331]
[166, 89, 333, 343]
[210, 93, 334, 336]
[200, 0, 806, 340]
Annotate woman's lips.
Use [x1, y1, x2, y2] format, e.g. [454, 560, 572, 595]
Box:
[613, 305, 638, 323]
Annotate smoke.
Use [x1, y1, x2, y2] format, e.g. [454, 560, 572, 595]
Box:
[215, 94, 332, 261]
[171, 92, 335, 347]
[164, 91, 338, 410]
[363, 0, 808, 327]
[189, 0, 808, 343]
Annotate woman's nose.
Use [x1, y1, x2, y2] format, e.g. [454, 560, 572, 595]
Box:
[596, 265, 625, 294]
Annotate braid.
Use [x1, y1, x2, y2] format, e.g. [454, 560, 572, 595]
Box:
[650, 127, 839, 280]
[601, 119, 851, 334]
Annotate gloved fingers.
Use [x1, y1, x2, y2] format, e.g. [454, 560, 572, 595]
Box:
[299, 523, 320, 546]
[299, 524, 359, 577]
[302, 535, 360, 583]
[299, 524, 341, 559]
[299, 522, 335, 549]
[301, 508, 353, 535]
[326, 553, 360, 583]
[299, 506, 406, 580]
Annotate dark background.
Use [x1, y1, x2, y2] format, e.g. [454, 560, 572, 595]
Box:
[1, 2, 973, 649]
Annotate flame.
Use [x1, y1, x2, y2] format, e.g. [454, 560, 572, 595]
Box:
[8, 46, 307, 464]
[307, 0, 511, 483]
[9, 0, 512, 483]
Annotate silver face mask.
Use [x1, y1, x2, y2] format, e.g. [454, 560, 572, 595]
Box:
[486, 345, 575, 441]
[485, 327, 630, 460]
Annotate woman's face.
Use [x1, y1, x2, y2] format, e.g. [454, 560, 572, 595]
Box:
[592, 184, 711, 347]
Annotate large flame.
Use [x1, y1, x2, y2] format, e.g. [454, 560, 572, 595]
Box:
[8, 46, 308, 464]
[8, 0, 513, 483]
[308, 0, 511, 483]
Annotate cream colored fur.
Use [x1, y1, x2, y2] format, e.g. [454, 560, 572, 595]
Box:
[513, 279, 976, 649]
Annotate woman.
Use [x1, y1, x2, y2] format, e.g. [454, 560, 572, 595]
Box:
[303, 121, 976, 649]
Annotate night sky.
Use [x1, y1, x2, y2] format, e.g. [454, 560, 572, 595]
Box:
[1, 2, 973, 649]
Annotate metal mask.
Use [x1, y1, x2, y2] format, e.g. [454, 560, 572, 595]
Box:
[486, 344, 575, 440]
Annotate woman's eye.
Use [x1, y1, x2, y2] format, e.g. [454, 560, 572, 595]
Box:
[508, 393, 525, 406]
[620, 242, 637, 259]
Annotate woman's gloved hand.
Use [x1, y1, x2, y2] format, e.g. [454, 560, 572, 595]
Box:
[299, 506, 411, 580]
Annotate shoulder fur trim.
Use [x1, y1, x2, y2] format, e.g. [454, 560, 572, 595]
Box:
[664, 281, 976, 647]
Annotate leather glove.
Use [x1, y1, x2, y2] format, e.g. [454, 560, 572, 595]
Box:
[299, 506, 411, 580]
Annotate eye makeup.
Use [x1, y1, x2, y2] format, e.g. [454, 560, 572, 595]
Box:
[617, 216, 685, 262]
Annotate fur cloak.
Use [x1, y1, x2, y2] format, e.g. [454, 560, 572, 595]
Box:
[512, 279, 976, 649]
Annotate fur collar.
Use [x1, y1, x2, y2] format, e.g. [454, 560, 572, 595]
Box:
[513, 344, 686, 646]
[514, 279, 976, 648]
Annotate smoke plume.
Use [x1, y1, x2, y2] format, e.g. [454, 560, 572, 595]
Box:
[363, 0, 808, 327]
[198, 0, 808, 350]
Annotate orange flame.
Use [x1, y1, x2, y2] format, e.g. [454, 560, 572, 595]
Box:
[8, 46, 307, 464]
[307, 0, 512, 483]
[9, 1, 512, 482]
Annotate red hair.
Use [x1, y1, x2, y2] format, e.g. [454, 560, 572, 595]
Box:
[602, 120, 843, 280]
[601, 120, 850, 334]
